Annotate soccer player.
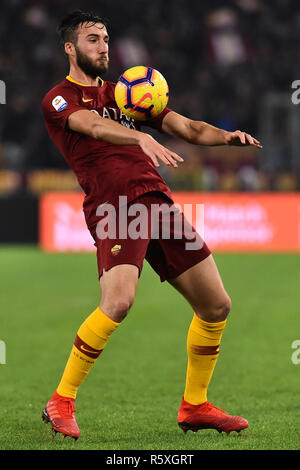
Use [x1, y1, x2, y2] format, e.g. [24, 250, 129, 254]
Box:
[41, 10, 262, 440]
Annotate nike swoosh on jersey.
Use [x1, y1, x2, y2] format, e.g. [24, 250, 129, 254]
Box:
[82, 97, 93, 103]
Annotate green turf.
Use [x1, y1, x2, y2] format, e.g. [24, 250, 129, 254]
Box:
[0, 246, 299, 450]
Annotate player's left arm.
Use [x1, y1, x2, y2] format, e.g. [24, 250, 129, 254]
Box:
[161, 111, 262, 148]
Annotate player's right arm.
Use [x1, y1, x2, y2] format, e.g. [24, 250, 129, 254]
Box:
[68, 109, 183, 168]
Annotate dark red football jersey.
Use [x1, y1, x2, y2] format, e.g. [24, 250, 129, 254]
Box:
[42, 76, 173, 237]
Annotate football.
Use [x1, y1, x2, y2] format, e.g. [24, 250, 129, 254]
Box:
[114, 65, 169, 121]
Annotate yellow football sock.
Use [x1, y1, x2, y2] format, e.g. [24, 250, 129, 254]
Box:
[57, 307, 120, 399]
[184, 314, 226, 405]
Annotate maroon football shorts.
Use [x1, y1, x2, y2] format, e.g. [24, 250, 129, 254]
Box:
[93, 191, 211, 282]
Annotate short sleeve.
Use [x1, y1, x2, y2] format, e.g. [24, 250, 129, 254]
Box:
[42, 86, 86, 130]
[143, 107, 172, 133]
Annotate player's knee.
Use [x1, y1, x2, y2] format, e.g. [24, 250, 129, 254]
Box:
[210, 295, 231, 322]
[221, 294, 232, 319]
[197, 294, 232, 322]
[101, 295, 135, 323]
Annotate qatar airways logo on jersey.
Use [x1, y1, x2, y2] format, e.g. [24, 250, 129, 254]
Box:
[91, 107, 137, 129]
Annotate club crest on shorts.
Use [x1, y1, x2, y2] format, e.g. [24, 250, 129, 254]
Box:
[111, 244, 122, 256]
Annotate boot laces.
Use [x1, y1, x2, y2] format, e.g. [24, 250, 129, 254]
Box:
[57, 398, 76, 418]
[205, 402, 227, 414]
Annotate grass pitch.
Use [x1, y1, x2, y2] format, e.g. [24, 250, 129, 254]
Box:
[0, 246, 299, 450]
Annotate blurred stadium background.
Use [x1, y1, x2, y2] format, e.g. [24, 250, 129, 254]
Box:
[1, 0, 300, 247]
[1, 0, 300, 451]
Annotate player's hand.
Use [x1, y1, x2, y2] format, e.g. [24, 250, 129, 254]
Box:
[225, 130, 262, 149]
[138, 133, 184, 168]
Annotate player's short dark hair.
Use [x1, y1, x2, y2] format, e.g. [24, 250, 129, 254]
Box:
[57, 10, 107, 45]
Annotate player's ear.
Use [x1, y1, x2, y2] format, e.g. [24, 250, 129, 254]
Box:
[64, 42, 75, 57]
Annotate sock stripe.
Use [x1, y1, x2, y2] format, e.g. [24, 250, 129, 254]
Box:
[74, 334, 103, 359]
[190, 344, 220, 356]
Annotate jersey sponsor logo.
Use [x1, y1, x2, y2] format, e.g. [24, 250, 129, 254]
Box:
[102, 106, 137, 130]
[82, 97, 93, 103]
[52, 95, 68, 112]
[121, 121, 136, 129]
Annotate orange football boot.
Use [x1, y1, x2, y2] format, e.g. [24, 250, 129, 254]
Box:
[178, 397, 248, 435]
[42, 391, 80, 440]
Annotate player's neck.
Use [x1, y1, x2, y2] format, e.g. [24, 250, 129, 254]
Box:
[68, 65, 100, 87]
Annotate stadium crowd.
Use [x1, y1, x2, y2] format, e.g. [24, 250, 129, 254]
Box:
[0, 0, 299, 193]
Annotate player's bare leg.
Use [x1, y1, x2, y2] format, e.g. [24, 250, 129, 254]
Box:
[169, 254, 231, 322]
[99, 264, 139, 322]
[43, 264, 139, 439]
[169, 255, 248, 434]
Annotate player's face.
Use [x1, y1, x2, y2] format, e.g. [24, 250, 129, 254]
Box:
[74, 22, 109, 78]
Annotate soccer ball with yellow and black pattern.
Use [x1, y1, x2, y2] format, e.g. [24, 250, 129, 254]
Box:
[114, 66, 169, 121]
